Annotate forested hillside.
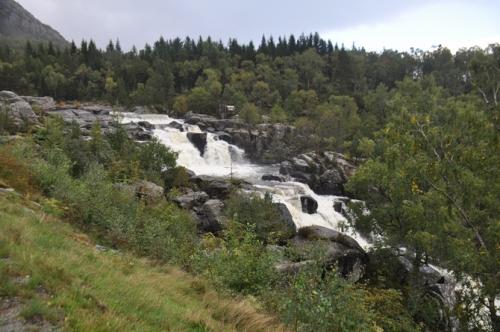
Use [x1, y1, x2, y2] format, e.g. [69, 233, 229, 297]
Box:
[0, 34, 498, 155]
[1, 33, 499, 331]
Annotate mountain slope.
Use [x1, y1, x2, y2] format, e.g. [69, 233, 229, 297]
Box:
[0, 192, 283, 331]
[0, 0, 68, 48]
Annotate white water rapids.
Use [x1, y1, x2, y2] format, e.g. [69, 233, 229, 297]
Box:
[120, 113, 369, 248]
[119, 113, 499, 329]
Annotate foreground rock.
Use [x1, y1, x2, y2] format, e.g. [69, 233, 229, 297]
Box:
[195, 199, 226, 233]
[280, 151, 357, 196]
[172, 191, 209, 210]
[0, 91, 39, 132]
[134, 180, 164, 204]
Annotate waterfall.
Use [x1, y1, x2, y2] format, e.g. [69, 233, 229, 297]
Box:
[119, 112, 369, 248]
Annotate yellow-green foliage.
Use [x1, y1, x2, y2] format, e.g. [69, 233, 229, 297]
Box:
[0, 194, 285, 331]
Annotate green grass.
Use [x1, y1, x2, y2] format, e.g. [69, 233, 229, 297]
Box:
[0, 193, 284, 331]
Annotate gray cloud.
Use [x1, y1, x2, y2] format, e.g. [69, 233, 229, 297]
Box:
[15, 0, 492, 50]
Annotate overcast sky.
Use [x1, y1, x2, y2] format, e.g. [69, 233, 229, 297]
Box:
[17, 0, 500, 52]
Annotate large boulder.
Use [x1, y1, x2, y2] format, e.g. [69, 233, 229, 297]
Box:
[280, 152, 357, 196]
[297, 225, 364, 252]
[287, 226, 367, 281]
[300, 195, 318, 214]
[367, 248, 457, 329]
[0, 91, 39, 132]
[190, 176, 234, 200]
[21, 96, 56, 112]
[172, 191, 209, 209]
[165, 121, 184, 132]
[187, 132, 207, 156]
[196, 199, 225, 233]
[121, 122, 155, 140]
[134, 180, 164, 204]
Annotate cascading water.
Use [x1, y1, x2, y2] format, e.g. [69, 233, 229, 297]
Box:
[119, 113, 369, 248]
[119, 113, 499, 329]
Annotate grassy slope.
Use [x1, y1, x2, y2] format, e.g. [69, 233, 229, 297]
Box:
[0, 193, 284, 331]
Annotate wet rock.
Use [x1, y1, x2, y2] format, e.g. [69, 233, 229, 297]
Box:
[216, 131, 232, 143]
[261, 174, 286, 182]
[172, 191, 209, 209]
[120, 122, 154, 141]
[300, 195, 318, 214]
[333, 201, 343, 213]
[138, 121, 154, 130]
[187, 132, 207, 156]
[134, 130, 153, 141]
[166, 121, 184, 131]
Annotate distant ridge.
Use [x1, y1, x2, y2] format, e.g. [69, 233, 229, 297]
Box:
[0, 0, 68, 48]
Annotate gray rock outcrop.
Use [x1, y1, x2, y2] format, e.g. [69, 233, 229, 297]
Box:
[0, 0, 68, 47]
[0, 90, 39, 132]
[280, 151, 357, 196]
[281, 225, 367, 282]
[184, 112, 295, 163]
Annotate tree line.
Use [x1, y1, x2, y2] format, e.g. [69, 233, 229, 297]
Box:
[1, 34, 497, 155]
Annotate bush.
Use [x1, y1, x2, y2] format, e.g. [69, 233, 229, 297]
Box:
[0, 142, 37, 194]
[277, 265, 377, 332]
[133, 203, 198, 267]
[0, 105, 15, 134]
[224, 192, 295, 243]
[163, 166, 190, 190]
[136, 138, 177, 184]
[196, 222, 278, 295]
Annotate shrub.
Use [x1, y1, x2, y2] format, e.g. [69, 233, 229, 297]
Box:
[224, 192, 295, 243]
[278, 265, 377, 332]
[197, 222, 278, 295]
[163, 166, 190, 190]
[133, 203, 198, 267]
[136, 138, 177, 184]
[0, 105, 14, 134]
[0, 142, 37, 194]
